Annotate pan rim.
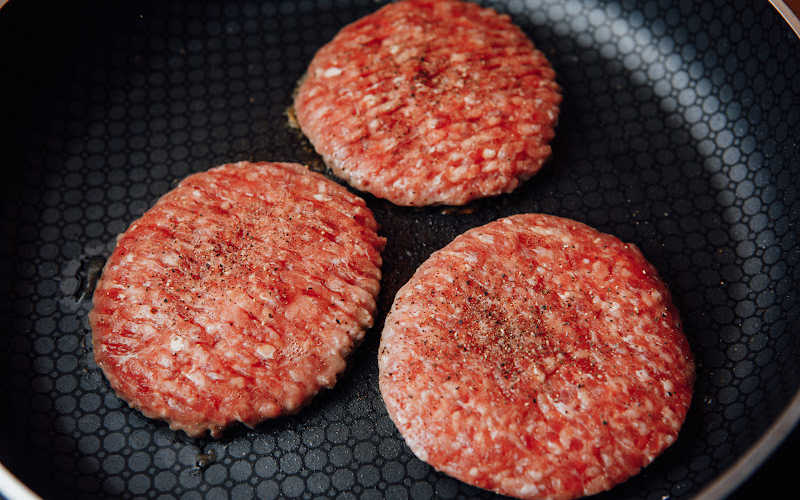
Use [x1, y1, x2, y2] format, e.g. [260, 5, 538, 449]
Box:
[694, 390, 800, 499]
[769, 0, 800, 38]
[0, 463, 41, 500]
[2, 398, 798, 499]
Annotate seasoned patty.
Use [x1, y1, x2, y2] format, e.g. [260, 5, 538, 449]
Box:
[89, 162, 385, 437]
[379, 214, 694, 500]
[294, 0, 561, 206]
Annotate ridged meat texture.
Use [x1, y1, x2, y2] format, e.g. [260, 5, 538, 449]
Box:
[294, 0, 561, 206]
[379, 214, 694, 500]
[90, 162, 385, 437]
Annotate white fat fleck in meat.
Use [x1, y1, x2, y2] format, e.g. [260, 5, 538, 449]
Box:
[325, 278, 346, 293]
[482, 160, 501, 172]
[558, 290, 574, 301]
[128, 322, 157, 338]
[317, 373, 335, 386]
[256, 344, 276, 360]
[391, 177, 409, 190]
[662, 407, 679, 428]
[545, 439, 563, 454]
[644, 289, 663, 306]
[550, 398, 573, 418]
[185, 370, 206, 388]
[606, 301, 623, 319]
[362, 94, 378, 109]
[576, 389, 592, 410]
[322, 67, 343, 78]
[166, 398, 183, 411]
[162, 252, 179, 266]
[448, 151, 465, 163]
[157, 355, 171, 368]
[380, 136, 398, 152]
[532, 247, 554, 261]
[169, 336, 186, 353]
[476, 233, 494, 244]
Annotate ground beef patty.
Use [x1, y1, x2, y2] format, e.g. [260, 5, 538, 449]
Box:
[294, 0, 561, 206]
[90, 162, 385, 437]
[379, 214, 694, 500]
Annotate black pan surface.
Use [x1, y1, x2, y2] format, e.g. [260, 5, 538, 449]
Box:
[1, 0, 799, 499]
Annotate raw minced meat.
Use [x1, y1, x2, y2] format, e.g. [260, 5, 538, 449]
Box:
[90, 161, 385, 437]
[294, 0, 561, 206]
[379, 213, 694, 500]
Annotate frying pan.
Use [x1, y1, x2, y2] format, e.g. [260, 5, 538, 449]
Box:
[1, 0, 799, 498]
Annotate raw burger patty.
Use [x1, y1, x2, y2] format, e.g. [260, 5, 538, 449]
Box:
[379, 214, 694, 500]
[294, 0, 561, 206]
[90, 162, 385, 437]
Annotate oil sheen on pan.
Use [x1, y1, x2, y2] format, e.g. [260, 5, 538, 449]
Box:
[89, 161, 385, 437]
[379, 213, 695, 500]
[294, 0, 562, 206]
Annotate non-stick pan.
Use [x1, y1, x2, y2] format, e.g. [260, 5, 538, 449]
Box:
[1, 0, 799, 499]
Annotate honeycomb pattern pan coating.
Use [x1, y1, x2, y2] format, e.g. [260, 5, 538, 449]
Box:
[1, 1, 799, 499]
